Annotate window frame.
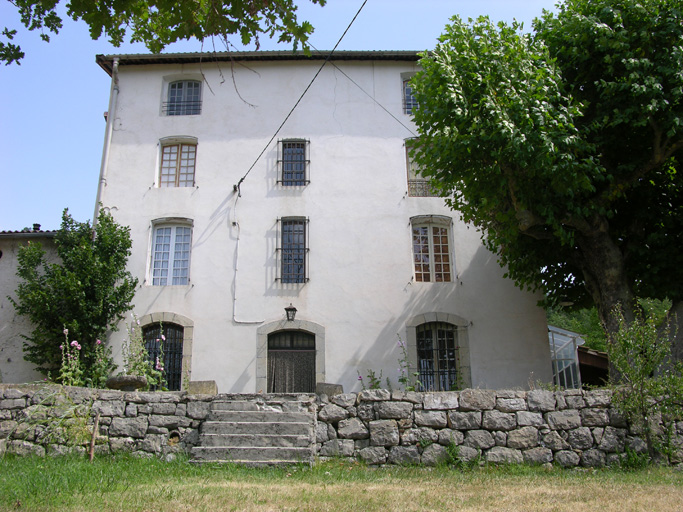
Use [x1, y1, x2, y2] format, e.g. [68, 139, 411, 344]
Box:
[163, 80, 202, 116]
[405, 138, 437, 197]
[277, 138, 310, 186]
[410, 215, 453, 283]
[403, 78, 418, 115]
[150, 220, 193, 286]
[416, 321, 460, 391]
[143, 322, 184, 391]
[276, 216, 309, 284]
[159, 138, 197, 187]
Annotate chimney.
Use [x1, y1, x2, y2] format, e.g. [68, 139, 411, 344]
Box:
[32, 223, 41, 232]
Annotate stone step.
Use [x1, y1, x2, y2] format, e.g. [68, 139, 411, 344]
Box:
[207, 410, 312, 423]
[199, 433, 310, 448]
[191, 446, 313, 463]
[201, 421, 312, 436]
[210, 401, 261, 412]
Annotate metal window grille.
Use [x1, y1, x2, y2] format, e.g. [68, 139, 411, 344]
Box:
[160, 143, 196, 187]
[267, 330, 315, 393]
[151, 225, 192, 285]
[277, 217, 309, 283]
[163, 80, 202, 116]
[411, 220, 452, 282]
[405, 140, 438, 197]
[278, 139, 310, 186]
[403, 79, 418, 115]
[416, 322, 458, 391]
[143, 323, 184, 391]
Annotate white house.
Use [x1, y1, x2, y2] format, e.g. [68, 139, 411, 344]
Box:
[5, 50, 552, 392]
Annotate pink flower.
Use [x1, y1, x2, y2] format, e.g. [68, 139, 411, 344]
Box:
[70, 340, 81, 350]
[96, 339, 102, 345]
[155, 357, 164, 371]
[161, 335, 166, 341]
[63, 328, 69, 336]
[59, 345, 64, 350]
[358, 375, 363, 381]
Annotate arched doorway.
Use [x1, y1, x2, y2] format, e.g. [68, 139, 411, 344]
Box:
[267, 330, 315, 393]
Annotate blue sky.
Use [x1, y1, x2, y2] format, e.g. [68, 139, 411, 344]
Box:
[0, 0, 557, 231]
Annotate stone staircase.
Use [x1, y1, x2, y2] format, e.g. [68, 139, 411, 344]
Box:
[190, 396, 316, 466]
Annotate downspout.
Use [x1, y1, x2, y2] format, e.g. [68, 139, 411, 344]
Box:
[93, 57, 120, 233]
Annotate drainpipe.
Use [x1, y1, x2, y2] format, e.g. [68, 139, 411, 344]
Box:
[93, 57, 120, 233]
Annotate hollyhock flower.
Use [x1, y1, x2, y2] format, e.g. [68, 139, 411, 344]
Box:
[96, 339, 102, 345]
[63, 328, 69, 336]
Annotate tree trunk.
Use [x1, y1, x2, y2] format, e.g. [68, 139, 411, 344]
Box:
[666, 300, 683, 363]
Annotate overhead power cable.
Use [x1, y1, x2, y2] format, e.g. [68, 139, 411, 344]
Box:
[234, 0, 369, 195]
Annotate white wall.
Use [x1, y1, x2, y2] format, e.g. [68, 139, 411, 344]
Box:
[99, 54, 552, 393]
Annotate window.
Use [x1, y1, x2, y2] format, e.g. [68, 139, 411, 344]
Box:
[143, 323, 184, 391]
[411, 216, 452, 282]
[405, 139, 437, 197]
[151, 224, 192, 285]
[164, 80, 202, 115]
[403, 78, 418, 115]
[416, 322, 459, 391]
[160, 142, 196, 187]
[277, 217, 309, 283]
[267, 330, 315, 393]
[278, 139, 310, 186]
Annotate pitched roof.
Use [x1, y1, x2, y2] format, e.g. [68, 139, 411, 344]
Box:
[96, 50, 422, 76]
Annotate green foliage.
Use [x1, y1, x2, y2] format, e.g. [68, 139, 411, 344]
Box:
[397, 335, 421, 391]
[411, 0, 683, 333]
[9, 208, 137, 383]
[608, 305, 683, 458]
[2, 0, 326, 65]
[58, 330, 84, 387]
[121, 317, 165, 391]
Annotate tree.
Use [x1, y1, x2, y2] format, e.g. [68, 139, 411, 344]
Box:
[1, 0, 326, 65]
[9, 208, 138, 382]
[411, 0, 683, 352]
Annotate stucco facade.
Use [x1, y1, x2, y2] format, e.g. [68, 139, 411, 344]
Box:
[87, 51, 552, 393]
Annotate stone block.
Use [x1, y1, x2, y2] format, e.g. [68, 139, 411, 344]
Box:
[449, 411, 482, 430]
[331, 393, 357, 408]
[150, 403, 177, 415]
[186, 401, 210, 420]
[496, 398, 527, 413]
[523, 447, 553, 465]
[438, 429, 464, 446]
[318, 404, 349, 423]
[320, 439, 354, 457]
[496, 390, 526, 399]
[391, 391, 422, 404]
[358, 446, 387, 465]
[527, 390, 556, 412]
[358, 389, 391, 402]
[567, 427, 593, 450]
[0, 399, 26, 410]
[486, 446, 523, 464]
[482, 410, 516, 431]
[581, 449, 606, 467]
[316, 422, 329, 444]
[581, 408, 609, 427]
[93, 400, 125, 417]
[338, 417, 369, 439]
[583, 389, 612, 408]
[493, 431, 507, 446]
[401, 427, 438, 446]
[109, 417, 148, 438]
[546, 410, 581, 430]
[421, 443, 449, 466]
[175, 404, 186, 417]
[377, 401, 413, 420]
[388, 445, 421, 465]
[315, 383, 344, 397]
[370, 420, 399, 447]
[187, 381, 217, 395]
[463, 430, 495, 450]
[565, 395, 586, 409]
[459, 389, 495, 411]
[507, 426, 539, 450]
[8, 440, 45, 457]
[598, 426, 626, 453]
[110, 437, 136, 452]
[357, 402, 375, 422]
[456, 445, 480, 462]
[138, 434, 166, 453]
[554, 450, 580, 467]
[148, 415, 192, 429]
[516, 411, 544, 427]
[542, 431, 569, 451]
[423, 392, 459, 410]
[414, 410, 447, 428]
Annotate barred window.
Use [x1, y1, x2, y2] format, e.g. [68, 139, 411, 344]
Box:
[151, 224, 192, 285]
[143, 323, 184, 391]
[277, 217, 309, 283]
[416, 322, 458, 391]
[160, 143, 196, 187]
[411, 216, 452, 282]
[405, 139, 437, 197]
[164, 80, 202, 116]
[403, 79, 418, 115]
[278, 139, 310, 186]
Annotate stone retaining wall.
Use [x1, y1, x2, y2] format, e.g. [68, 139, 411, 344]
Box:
[1, 384, 682, 467]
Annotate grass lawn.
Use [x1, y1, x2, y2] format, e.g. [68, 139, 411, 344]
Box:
[0, 454, 682, 511]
